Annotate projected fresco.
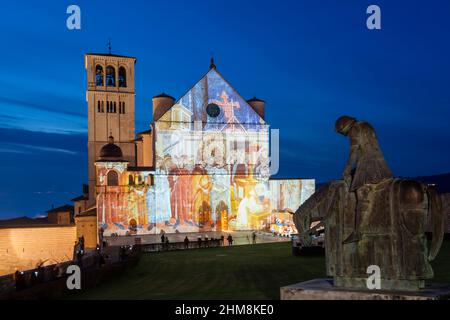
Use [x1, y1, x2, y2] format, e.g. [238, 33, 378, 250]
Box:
[96, 69, 315, 236]
[98, 174, 315, 236]
[269, 179, 315, 236]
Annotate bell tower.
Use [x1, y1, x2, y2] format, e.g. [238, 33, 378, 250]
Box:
[85, 53, 137, 205]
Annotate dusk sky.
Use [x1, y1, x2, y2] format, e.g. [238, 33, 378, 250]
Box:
[0, 0, 449, 219]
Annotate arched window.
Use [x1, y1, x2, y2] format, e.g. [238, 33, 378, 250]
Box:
[107, 171, 119, 186]
[106, 66, 116, 87]
[128, 175, 134, 185]
[106, 101, 110, 113]
[101, 101, 104, 112]
[95, 65, 104, 86]
[119, 102, 125, 114]
[113, 102, 117, 113]
[97, 101, 101, 112]
[118, 67, 127, 87]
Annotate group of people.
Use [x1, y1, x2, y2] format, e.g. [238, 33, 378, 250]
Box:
[157, 233, 241, 250]
[156, 232, 260, 250]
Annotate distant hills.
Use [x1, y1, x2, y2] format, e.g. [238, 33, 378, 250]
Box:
[317, 172, 450, 194]
[410, 172, 450, 194]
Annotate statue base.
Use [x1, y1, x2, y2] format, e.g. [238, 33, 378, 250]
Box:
[280, 279, 450, 300]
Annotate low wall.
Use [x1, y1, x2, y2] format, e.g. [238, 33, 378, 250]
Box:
[0, 225, 77, 276]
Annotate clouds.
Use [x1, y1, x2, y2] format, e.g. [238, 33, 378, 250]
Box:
[0, 127, 87, 219]
[0, 1, 449, 219]
[0, 96, 86, 134]
[0, 142, 77, 155]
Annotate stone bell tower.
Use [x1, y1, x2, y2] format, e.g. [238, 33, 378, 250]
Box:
[85, 52, 136, 205]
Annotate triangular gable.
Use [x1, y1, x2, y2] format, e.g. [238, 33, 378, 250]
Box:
[158, 69, 265, 129]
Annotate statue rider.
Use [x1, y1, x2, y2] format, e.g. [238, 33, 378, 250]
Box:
[335, 116, 393, 243]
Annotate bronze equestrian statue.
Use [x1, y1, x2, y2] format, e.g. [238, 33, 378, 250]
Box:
[293, 116, 445, 291]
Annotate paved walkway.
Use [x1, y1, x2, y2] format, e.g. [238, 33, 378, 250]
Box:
[106, 231, 290, 247]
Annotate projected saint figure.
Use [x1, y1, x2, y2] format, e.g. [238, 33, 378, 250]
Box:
[206, 155, 231, 226]
[168, 155, 193, 224]
[211, 91, 240, 122]
[191, 165, 212, 226]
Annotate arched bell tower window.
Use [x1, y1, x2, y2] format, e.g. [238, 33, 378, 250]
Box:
[107, 171, 119, 186]
[118, 67, 127, 87]
[106, 66, 116, 87]
[95, 65, 104, 86]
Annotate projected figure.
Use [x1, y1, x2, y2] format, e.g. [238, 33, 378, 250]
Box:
[153, 158, 173, 228]
[168, 156, 193, 225]
[236, 181, 270, 229]
[284, 180, 300, 210]
[211, 91, 240, 123]
[191, 165, 212, 227]
[207, 155, 231, 229]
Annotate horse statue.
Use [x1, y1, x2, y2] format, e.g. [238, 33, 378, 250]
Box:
[291, 116, 446, 291]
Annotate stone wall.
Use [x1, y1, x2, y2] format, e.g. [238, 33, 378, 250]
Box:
[75, 215, 97, 249]
[0, 225, 77, 276]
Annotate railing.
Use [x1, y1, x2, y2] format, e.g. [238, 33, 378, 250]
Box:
[140, 239, 224, 253]
[0, 247, 141, 299]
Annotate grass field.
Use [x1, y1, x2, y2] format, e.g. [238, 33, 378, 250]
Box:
[71, 240, 450, 300]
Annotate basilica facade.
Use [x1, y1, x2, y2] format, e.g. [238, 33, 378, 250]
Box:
[73, 53, 314, 242]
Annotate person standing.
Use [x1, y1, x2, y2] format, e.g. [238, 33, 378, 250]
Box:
[184, 236, 189, 249]
[227, 234, 233, 246]
[252, 231, 257, 244]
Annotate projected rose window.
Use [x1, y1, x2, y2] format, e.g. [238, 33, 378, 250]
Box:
[206, 103, 221, 117]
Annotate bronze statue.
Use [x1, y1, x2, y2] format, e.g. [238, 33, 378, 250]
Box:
[335, 116, 393, 243]
[293, 116, 445, 291]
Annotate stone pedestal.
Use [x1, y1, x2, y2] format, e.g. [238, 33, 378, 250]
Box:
[280, 279, 450, 300]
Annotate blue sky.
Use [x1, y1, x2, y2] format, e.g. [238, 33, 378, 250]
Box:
[0, 0, 449, 218]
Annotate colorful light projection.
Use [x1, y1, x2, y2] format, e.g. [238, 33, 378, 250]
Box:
[96, 164, 153, 235]
[97, 69, 315, 236]
[98, 173, 315, 236]
[148, 69, 272, 234]
[268, 179, 315, 237]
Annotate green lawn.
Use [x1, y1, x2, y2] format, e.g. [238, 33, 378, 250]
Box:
[71, 240, 450, 300]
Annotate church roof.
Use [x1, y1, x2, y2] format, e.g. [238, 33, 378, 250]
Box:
[0, 216, 74, 229]
[97, 136, 128, 162]
[0, 216, 47, 228]
[46, 204, 74, 214]
[70, 195, 88, 202]
[247, 96, 265, 103]
[153, 92, 175, 99]
[137, 128, 152, 135]
[77, 207, 97, 217]
[127, 166, 155, 172]
[85, 53, 137, 62]
[157, 65, 266, 127]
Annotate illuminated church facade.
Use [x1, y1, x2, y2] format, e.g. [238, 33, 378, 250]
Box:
[74, 53, 314, 241]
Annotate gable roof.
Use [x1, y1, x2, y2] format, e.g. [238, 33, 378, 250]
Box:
[157, 68, 266, 127]
[76, 206, 97, 217]
[46, 205, 74, 214]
